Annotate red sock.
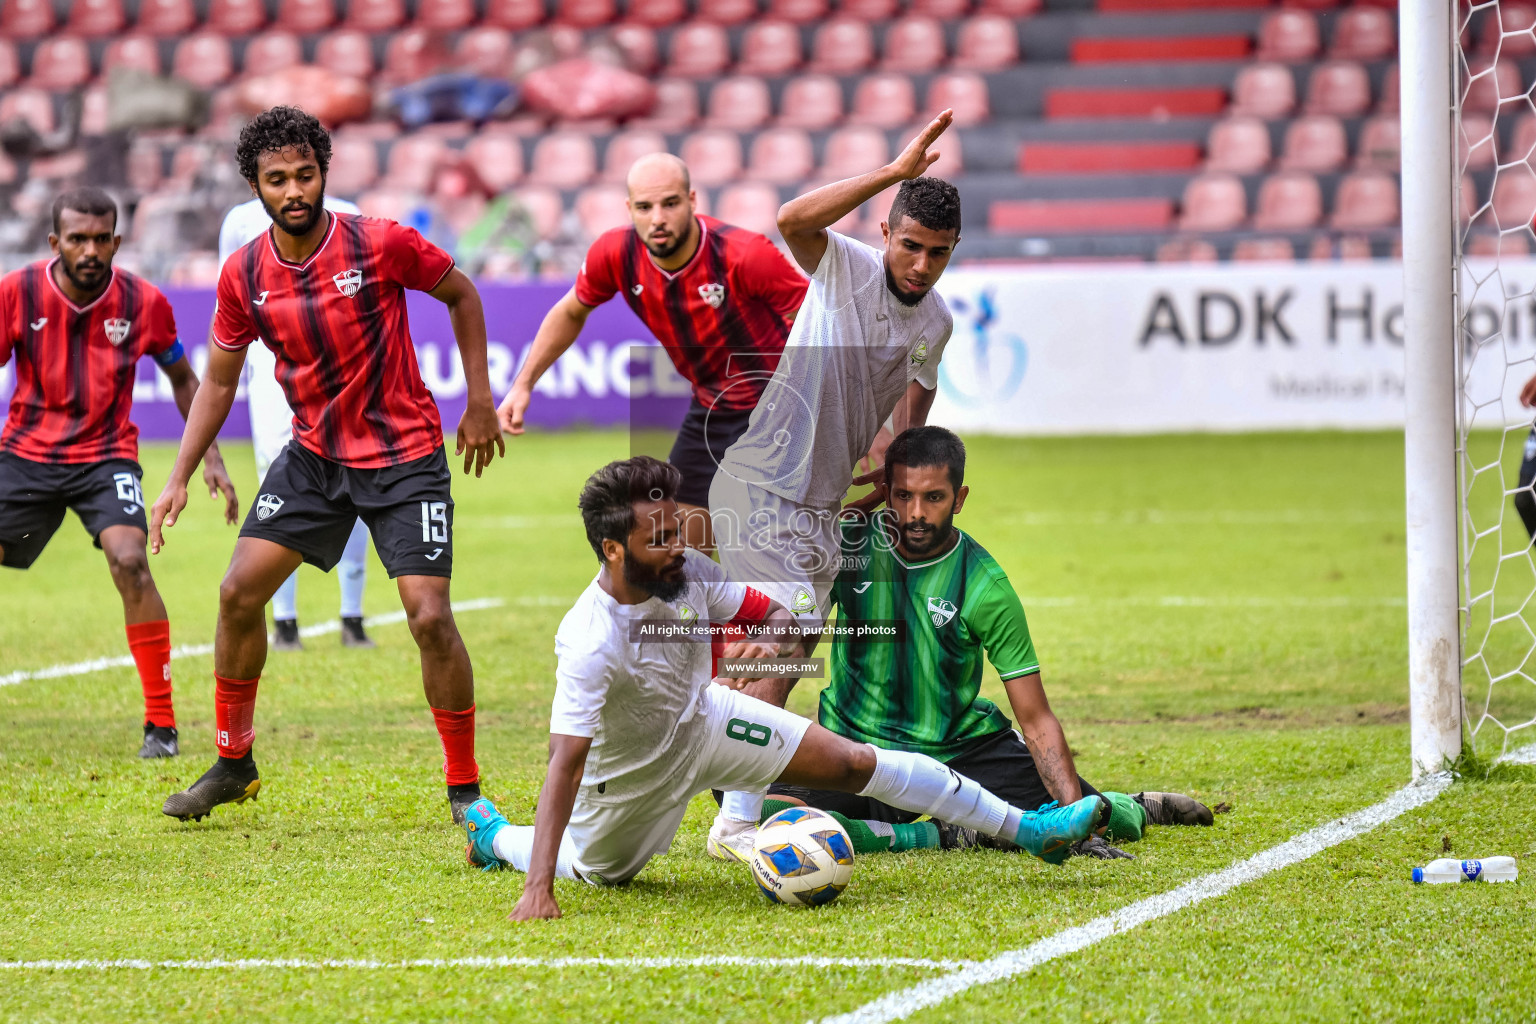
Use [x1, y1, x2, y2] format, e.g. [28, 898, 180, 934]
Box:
[215, 674, 260, 759]
[126, 620, 174, 728]
[432, 705, 479, 786]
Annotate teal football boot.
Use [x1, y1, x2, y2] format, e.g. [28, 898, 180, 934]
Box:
[463, 797, 510, 871]
[1014, 796, 1104, 864]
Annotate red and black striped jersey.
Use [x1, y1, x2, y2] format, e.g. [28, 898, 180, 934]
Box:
[212, 211, 453, 469]
[0, 260, 180, 464]
[575, 216, 807, 413]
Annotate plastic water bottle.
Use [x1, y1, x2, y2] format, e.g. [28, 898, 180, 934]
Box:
[1411, 857, 1519, 883]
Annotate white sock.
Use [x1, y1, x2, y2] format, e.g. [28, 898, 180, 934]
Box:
[272, 572, 299, 623]
[857, 746, 1012, 840]
[720, 790, 765, 824]
[490, 825, 580, 880]
[338, 519, 369, 619]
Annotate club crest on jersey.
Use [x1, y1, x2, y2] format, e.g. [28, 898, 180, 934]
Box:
[103, 318, 131, 345]
[910, 338, 929, 367]
[256, 493, 284, 520]
[927, 597, 957, 628]
[677, 603, 698, 625]
[333, 269, 363, 297]
[698, 283, 725, 309]
[791, 587, 817, 615]
[631, 284, 644, 296]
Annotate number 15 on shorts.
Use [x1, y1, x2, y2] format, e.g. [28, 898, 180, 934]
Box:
[420, 501, 448, 543]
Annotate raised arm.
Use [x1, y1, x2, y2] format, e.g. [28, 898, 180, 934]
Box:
[160, 354, 239, 525]
[777, 110, 954, 275]
[498, 287, 596, 436]
[149, 343, 247, 554]
[430, 267, 505, 477]
[509, 732, 592, 922]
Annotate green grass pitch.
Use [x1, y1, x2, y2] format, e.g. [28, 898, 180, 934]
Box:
[1, 430, 1533, 1023]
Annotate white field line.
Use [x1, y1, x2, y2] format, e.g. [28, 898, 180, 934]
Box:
[0, 955, 971, 973]
[821, 772, 1457, 1024]
[0, 598, 514, 688]
[1497, 741, 1536, 764]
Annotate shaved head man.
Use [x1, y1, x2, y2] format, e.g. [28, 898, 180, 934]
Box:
[498, 155, 809, 551]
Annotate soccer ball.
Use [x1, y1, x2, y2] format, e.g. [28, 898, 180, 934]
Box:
[750, 806, 855, 907]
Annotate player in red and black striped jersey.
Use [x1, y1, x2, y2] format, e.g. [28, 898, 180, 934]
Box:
[496, 153, 808, 551]
[0, 187, 240, 759]
[148, 107, 504, 825]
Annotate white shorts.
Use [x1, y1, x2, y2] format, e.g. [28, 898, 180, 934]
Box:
[708, 472, 838, 629]
[567, 685, 813, 884]
[246, 342, 295, 480]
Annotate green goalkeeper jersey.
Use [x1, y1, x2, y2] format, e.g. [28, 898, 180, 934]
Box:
[819, 518, 1040, 761]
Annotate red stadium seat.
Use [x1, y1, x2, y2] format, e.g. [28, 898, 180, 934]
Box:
[716, 182, 781, 236]
[665, 21, 732, 78]
[1232, 237, 1296, 262]
[778, 75, 844, 129]
[1491, 168, 1536, 228]
[1377, 62, 1398, 113]
[1464, 57, 1522, 113]
[560, 0, 616, 26]
[1481, 3, 1536, 57]
[345, 0, 404, 30]
[626, 0, 687, 25]
[454, 27, 515, 77]
[629, 78, 700, 130]
[768, 0, 828, 22]
[1357, 114, 1402, 171]
[381, 28, 449, 84]
[698, 0, 759, 24]
[911, 0, 969, 16]
[1, 0, 53, 38]
[705, 76, 772, 130]
[738, 20, 801, 75]
[953, 15, 1019, 71]
[326, 134, 381, 195]
[882, 16, 947, 73]
[1178, 173, 1246, 231]
[1464, 231, 1531, 257]
[850, 74, 916, 128]
[1229, 62, 1296, 118]
[821, 126, 888, 178]
[127, 139, 163, 192]
[209, 0, 267, 34]
[1302, 61, 1372, 117]
[808, 18, 874, 74]
[0, 87, 54, 134]
[276, 0, 335, 33]
[1511, 113, 1536, 167]
[462, 134, 524, 192]
[356, 188, 414, 222]
[1307, 234, 1375, 261]
[316, 30, 375, 79]
[1205, 116, 1271, 173]
[66, 0, 126, 37]
[748, 128, 814, 184]
[486, 0, 545, 29]
[602, 129, 666, 181]
[172, 33, 234, 87]
[416, 0, 475, 28]
[513, 187, 565, 240]
[841, 0, 897, 19]
[103, 35, 162, 77]
[137, 0, 196, 36]
[1253, 171, 1323, 230]
[381, 133, 448, 192]
[608, 23, 659, 72]
[1331, 170, 1398, 228]
[243, 32, 304, 75]
[1255, 9, 1320, 62]
[167, 140, 213, 185]
[529, 132, 598, 188]
[976, 0, 1039, 14]
[681, 129, 743, 185]
[927, 72, 989, 125]
[1329, 6, 1395, 60]
[576, 184, 631, 237]
[29, 37, 92, 90]
[0, 38, 16, 86]
[1155, 237, 1219, 263]
[1278, 114, 1347, 172]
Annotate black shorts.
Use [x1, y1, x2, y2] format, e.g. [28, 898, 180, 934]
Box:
[239, 442, 453, 579]
[0, 453, 148, 569]
[668, 398, 755, 508]
[767, 728, 1102, 823]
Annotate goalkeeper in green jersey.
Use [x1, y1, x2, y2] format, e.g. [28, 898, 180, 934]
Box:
[763, 426, 1214, 859]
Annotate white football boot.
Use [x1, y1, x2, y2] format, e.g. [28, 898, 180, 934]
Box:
[706, 813, 758, 863]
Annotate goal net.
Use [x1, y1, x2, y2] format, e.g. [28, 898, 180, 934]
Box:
[1456, 0, 1536, 759]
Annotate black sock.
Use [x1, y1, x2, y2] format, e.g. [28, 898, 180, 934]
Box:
[448, 781, 481, 797]
[219, 751, 255, 774]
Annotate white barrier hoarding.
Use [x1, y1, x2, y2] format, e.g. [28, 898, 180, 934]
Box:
[931, 261, 1536, 434]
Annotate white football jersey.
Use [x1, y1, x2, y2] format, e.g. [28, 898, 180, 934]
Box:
[550, 549, 749, 803]
[719, 230, 952, 509]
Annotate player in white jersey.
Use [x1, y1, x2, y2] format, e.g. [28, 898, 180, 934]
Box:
[705, 111, 963, 857]
[457, 457, 1104, 920]
[216, 197, 375, 651]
